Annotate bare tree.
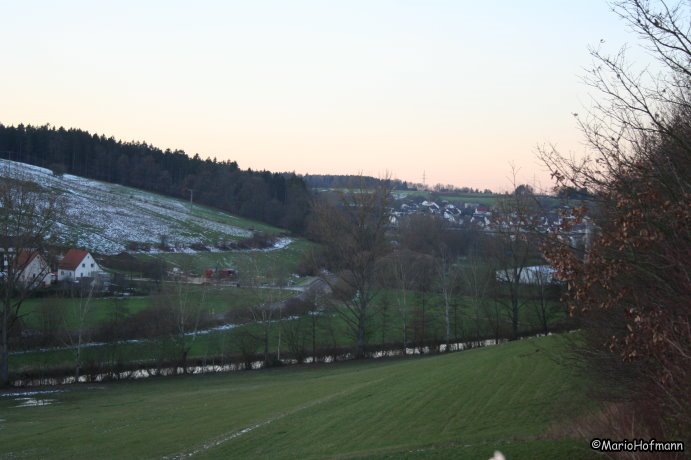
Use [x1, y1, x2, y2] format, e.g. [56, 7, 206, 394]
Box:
[539, 0, 690, 436]
[99, 296, 129, 376]
[243, 254, 287, 366]
[376, 291, 392, 347]
[461, 244, 493, 345]
[0, 164, 63, 386]
[529, 266, 559, 335]
[487, 172, 542, 339]
[380, 248, 416, 354]
[309, 178, 392, 358]
[389, 249, 417, 354]
[233, 327, 260, 370]
[486, 296, 504, 344]
[67, 278, 97, 381]
[282, 317, 308, 363]
[248, 303, 273, 366]
[153, 274, 208, 374]
[437, 246, 455, 350]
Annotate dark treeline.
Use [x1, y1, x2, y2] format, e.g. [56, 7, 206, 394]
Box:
[0, 123, 310, 232]
[302, 174, 415, 190]
[302, 174, 495, 195]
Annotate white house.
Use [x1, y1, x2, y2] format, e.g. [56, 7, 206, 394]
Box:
[58, 249, 101, 281]
[15, 250, 52, 288]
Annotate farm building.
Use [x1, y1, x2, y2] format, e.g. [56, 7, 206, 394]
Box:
[58, 248, 102, 281]
[14, 250, 52, 288]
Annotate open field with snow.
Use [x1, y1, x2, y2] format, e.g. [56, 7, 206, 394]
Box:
[0, 159, 281, 254]
[137, 238, 315, 278]
[0, 335, 597, 459]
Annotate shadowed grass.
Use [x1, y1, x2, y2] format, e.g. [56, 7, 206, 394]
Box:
[0, 334, 597, 459]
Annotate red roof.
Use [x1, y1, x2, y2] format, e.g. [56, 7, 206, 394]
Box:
[14, 250, 41, 269]
[59, 249, 89, 271]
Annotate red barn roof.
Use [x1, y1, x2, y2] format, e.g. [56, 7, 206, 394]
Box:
[59, 249, 89, 271]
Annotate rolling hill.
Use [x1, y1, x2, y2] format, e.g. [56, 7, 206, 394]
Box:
[0, 159, 286, 255]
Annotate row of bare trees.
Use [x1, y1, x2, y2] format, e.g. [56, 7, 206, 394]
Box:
[307, 178, 563, 360]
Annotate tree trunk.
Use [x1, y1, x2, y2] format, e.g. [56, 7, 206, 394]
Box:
[539, 284, 549, 335]
[1, 292, 10, 386]
[277, 310, 282, 362]
[453, 302, 458, 342]
[421, 292, 426, 351]
[356, 310, 366, 358]
[75, 329, 82, 382]
[443, 290, 451, 352]
[511, 297, 519, 339]
[0, 345, 8, 387]
[401, 312, 407, 356]
[311, 314, 316, 363]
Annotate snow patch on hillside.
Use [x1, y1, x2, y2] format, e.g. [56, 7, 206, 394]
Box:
[0, 160, 260, 254]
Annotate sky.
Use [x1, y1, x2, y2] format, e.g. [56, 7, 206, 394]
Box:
[0, 0, 650, 191]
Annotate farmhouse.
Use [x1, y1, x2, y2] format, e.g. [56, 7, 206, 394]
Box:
[15, 250, 52, 287]
[58, 248, 101, 281]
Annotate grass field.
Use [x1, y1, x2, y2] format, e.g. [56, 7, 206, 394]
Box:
[0, 334, 597, 459]
[390, 190, 570, 210]
[393, 190, 505, 206]
[11, 289, 567, 374]
[19, 285, 293, 330]
[137, 238, 315, 279]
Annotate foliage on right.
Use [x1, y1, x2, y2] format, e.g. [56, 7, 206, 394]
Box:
[540, 0, 690, 437]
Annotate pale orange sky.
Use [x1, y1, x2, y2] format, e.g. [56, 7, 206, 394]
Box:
[0, 1, 646, 191]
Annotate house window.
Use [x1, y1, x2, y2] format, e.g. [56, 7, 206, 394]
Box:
[91, 263, 94, 268]
[82, 263, 85, 268]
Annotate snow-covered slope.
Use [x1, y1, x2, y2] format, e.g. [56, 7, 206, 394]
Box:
[0, 160, 280, 254]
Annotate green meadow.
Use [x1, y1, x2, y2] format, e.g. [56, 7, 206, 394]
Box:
[0, 334, 597, 459]
[19, 285, 293, 330]
[11, 289, 567, 374]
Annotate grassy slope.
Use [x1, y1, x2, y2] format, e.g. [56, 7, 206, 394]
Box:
[0, 159, 283, 253]
[137, 238, 315, 277]
[71, 175, 283, 239]
[0, 335, 597, 459]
